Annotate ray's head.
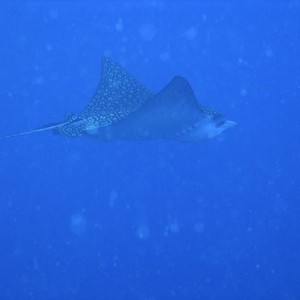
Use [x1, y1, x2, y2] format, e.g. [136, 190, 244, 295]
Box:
[175, 114, 237, 142]
[202, 114, 237, 139]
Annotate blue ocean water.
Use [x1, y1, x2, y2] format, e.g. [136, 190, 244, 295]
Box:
[0, 1, 299, 299]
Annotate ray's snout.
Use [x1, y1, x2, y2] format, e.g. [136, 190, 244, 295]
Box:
[221, 119, 237, 129]
[175, 115, 236, 142]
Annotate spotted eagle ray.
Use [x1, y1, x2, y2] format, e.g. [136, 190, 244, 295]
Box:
[1, 57, 236, 141]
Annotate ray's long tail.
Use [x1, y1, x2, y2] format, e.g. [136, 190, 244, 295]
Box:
[0, 121, 70, 139]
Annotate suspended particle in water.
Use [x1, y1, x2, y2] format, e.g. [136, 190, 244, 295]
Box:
[136, 226, 150, 240]
[240, 88, 248, 97]
[115, 19, 123, 32]
[109, 190, 118, 207]
[70, 213, 86, 236]
[265, 48, 273, 58]
[160, 52, 170, 62]
[183, 27, 198, 40]
[48, 9, 59, 20]
[169, 223, 180, 234]
[194, 222, 204, 234]
[139, 23, 156, 41]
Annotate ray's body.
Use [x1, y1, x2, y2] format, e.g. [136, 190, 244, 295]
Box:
[2, 58, 236, 142]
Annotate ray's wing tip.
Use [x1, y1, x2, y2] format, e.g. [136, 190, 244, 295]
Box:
[102, 56, 118, 66]
[101, 56, 113, 69]
[173, 75, 187, 80]
[169, 76, 194, 92]
[102, 56, 112, 63]
[172, 75, 189, 84]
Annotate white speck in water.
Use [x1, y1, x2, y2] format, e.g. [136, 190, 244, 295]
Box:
[240, 88, 248, 97]
[160, 52, 170, 62]
[48, 9, 59, 20]
[70, 213, 86, 236]
[194, 222, 204, 233]
[265, 48, 273, 58]
[109, 190, 118, 207]
[183, 27, 198, 40]
[136, 226, 150, 240]
[32, 77, 44, 85]
[46, 44, 53, 51]
[115, 19, 123, 32]
[169, 223, 180, 233]
[139, 23, 156, 41]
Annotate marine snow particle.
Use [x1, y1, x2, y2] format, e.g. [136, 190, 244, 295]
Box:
[136, 226, 150, 239]
[70, 213, 86, 236]
[139, 23, 156, 41]
[115, 19, 123, 32]
[194, 222, 204, 233]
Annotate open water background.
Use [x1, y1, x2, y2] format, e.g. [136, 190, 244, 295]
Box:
[0, 1, 299, 299]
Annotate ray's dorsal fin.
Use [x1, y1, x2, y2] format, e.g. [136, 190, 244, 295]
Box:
[79, 57, 154, 126]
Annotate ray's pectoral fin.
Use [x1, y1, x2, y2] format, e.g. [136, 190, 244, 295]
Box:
[57, 57, 155, 139]
[79, 57, 154, 126]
